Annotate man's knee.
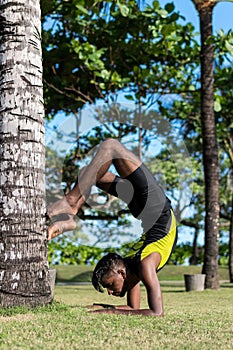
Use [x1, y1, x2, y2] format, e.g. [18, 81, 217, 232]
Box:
[102, 138, 120, 147]
[101, 138, 121, 155]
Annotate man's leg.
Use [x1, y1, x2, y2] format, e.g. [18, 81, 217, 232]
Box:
[47, 139, 141, 239]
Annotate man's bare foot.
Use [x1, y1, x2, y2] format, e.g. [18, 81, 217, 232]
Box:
[47, 215, 77, 240]
[47, 197, 77, 219]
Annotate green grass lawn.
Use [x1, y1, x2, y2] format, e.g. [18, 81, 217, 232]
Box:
[54, 264, 230, 283]
[0, 266, 232, 350]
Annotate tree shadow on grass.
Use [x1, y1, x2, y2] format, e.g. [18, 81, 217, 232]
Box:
[220, 283, 233, 288]
[162, 289, 185, 293]
[56, 271, 93, 283]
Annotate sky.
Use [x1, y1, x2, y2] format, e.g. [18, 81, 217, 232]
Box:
[158, 0, 233, 32]
[46, 0, 233, 247]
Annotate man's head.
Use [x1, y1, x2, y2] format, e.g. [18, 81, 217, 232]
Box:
[92, 253, 128, 297]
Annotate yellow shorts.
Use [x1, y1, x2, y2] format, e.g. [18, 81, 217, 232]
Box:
[125, 210, 177, 271]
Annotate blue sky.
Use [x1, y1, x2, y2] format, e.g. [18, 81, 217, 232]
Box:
[158, 0, 233, 32]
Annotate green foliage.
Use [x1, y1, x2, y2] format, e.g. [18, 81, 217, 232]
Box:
[48, 239, 229, 266]
[169, 243, 203, 266]
[48, 238, 135, 265]
[218, 242, 229, 265]
[41, 0, 198, 117]
[169, 243, 193, 265]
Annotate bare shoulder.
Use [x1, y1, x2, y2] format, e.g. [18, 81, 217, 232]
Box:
[139, 252, 161, 270]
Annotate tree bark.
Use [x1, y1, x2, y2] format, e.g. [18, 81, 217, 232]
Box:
[0, 0, 52, 306]
[229, 192, 233, 282]
[196, 3, 220, 288]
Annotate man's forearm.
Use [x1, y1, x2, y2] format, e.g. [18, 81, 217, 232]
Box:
[90, 308, 164, 316]
[90, 303, 134, 310]
[147, 288, 164, 316]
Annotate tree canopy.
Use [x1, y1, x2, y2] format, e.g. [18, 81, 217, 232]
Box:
[41, 0, 199, 117]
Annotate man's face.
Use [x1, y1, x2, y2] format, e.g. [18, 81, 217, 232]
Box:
[101, 271, 128, 298]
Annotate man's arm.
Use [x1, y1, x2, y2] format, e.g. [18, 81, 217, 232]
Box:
[138, 252, 164, 316]
[90, 308, 160, 316]
[127, 282, 140, 309]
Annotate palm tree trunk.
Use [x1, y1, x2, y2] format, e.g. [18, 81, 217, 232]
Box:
[229, 192, 233, 282]
[196, 2, 220, 289]
[0, 0, 52, 306]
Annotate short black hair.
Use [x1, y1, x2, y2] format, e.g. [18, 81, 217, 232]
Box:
[92, 253, 125, 293]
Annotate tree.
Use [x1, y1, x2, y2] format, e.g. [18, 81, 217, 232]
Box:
[215, 60, 233, 282]
[161, 23, 233, 275]
[41, 0, 198, 118]
[190, 0, 220, 289]
[0, 0, 52, 306]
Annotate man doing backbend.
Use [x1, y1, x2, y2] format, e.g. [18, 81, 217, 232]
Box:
[47, 138, 177, 316]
